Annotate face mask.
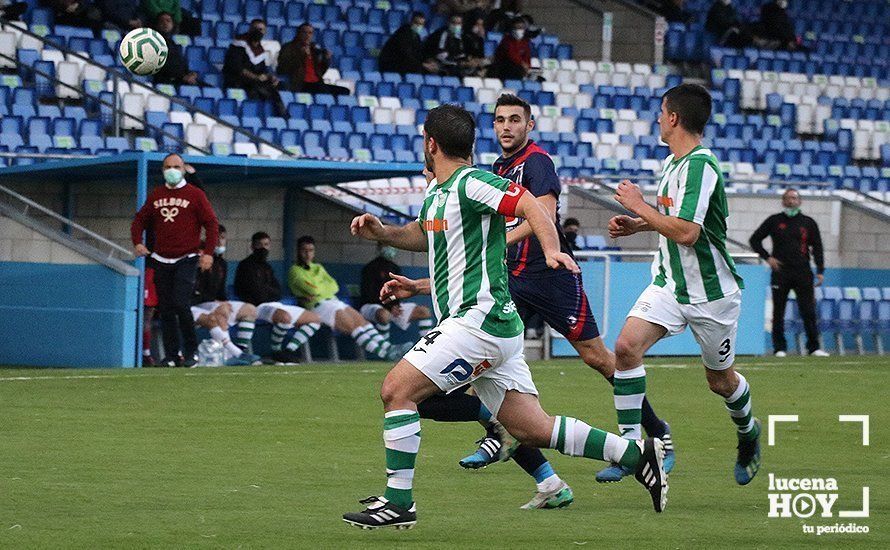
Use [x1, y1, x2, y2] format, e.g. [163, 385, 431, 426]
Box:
[253, 248, 269, 261]
[412, 24, 424, 35]
[214, 245, 226, 255]
[777, 0, 787, 8]
[783, 207, 800, 217]
[248, 28, 264, 42]
[564, 231, 577, 242]
[381, 246, 398, 260]
[722, 0, 731, 5]
[163, 168, 183, 186]
[450, 25, 462, 37]
[512, 29, 525, 40]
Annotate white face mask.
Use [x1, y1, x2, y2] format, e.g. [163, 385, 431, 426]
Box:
[163, 168, 183, 187]
[777, 0, 788, 8]
[512, 29, 525, 40]
[214, 245, 226, 255]
[722, 0, 732, 5]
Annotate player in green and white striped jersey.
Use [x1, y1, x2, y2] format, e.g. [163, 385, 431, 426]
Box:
[342, 105, 668, 529]
[608, 84, 761, 486]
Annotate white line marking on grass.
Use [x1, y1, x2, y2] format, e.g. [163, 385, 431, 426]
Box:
[0, 367, 381, 382]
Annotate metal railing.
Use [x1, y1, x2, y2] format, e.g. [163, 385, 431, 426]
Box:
[0, 18, 291, 157]
[0, 183, 134, 262]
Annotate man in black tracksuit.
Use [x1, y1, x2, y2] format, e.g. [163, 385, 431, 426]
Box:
[234, 231, 282, 306]
[749, 189, 827, 356]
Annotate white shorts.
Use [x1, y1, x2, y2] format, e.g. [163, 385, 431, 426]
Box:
[313, 298, 350, 328]
[256, 302, 307, 325]
[402, 317, 537, 417]
[190, 301, 246, 326]
[628, 284, 741, 370]
[360, 302, 421, 330]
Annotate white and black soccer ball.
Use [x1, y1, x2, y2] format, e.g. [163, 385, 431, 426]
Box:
[119, 28, 169, 76]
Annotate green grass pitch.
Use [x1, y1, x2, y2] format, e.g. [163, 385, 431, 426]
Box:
[0, 356, 886, 548]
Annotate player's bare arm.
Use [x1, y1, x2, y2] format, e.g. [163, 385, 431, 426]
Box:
[350, 213, 429, 252]
[380, 273, 431, 303]
[608, 215, 651, 238]
[614, 179, 700, 247]
[505, 193, 557, 246]
[514, 192, 579, 273]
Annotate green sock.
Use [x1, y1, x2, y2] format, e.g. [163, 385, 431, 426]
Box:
[271, 323, 289, 352]
[382, 410, 420, 509]
[234, 320, 254, 349]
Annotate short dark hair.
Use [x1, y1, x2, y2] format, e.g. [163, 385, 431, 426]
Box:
[662, 83, 711, 135]
[218, 224, 227, 233]
[410, 11, 425, 21]
[297, 235, 315, 247]
[298, 22, 313, 31]
[251, 231, 270, 244]
[423, 104, 476, 160]
[495, 93, 531, 121]
[250, 18, 265, 26]
[156, 11, 174, 21]
[563, 217, 580, 228]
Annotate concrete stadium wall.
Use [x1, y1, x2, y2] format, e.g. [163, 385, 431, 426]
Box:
[0, 212, 138, 368]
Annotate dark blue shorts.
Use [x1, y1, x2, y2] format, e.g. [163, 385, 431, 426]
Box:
[509, 272, 600, 342]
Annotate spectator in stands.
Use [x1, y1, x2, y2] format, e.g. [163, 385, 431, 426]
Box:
[152, 12, 199, 86]
[97, 0, 142, 32]
[277, 23, 350, 96]
[140, 0, 200, 36]
[489, 16, 532, 81]
[359, 244, 434, 342]
[223, 18, 287, 117]
[424, 13, 475, 76]
[655, 0, 693, 24]
[42, 0, 103, 34]
[705, 0, 754, 48]
[486, 0, 537, 34]
[758, 0, 802, 51]
[191, 225, 261, 366]
[562, 217, 581, 251]
[0, 2, 27, 21]
[749, 189, 828, 357]
[131, 153, 219, 368]
[462, 15, 489, 72]
[288, 236, 410, 362]
[378, 11, 439, 75]
[234, 231, 323, 364]
[437, 0, 493, 18]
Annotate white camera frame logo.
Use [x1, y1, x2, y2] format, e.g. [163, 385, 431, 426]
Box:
[767, 414, 870, 520]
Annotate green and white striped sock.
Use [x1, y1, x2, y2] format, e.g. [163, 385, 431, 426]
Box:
[550, 416, 641, 470]
[285, 322, 320, 352]
[725, 372, 757, 440]
[614, 365, 646, 440]
[351, 324, 392, 360]
[374, 321, 391, 341]
[417, 318, 434, 337]
[271, 323, 290, 352]
[383, 409, 420, 509]
[234, 320, 254, 349]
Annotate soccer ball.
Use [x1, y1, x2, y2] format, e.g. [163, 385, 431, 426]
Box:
[119, 28, 168, 76]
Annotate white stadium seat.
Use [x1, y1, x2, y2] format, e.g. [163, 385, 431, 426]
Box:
[233, 142, 258, 156]
[121, 92, 145, 130]
[208, 124, 234, 144]
[372, 107, 393, 124]
[55, 62, 81, 99]
[0, 31, 15, 69]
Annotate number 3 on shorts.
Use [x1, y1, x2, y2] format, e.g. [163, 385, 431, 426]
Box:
[718, 338, 731, 362]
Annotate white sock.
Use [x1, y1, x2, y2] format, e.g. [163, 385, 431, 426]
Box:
[210, 326, 242, 357]
[537, 474, 563, 493]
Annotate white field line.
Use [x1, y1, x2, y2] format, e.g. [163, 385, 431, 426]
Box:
[0, 368, 381, 382]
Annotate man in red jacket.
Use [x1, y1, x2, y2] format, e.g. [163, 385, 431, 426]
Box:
[490, 17, 532, 81]
[131, 154, 219, 367]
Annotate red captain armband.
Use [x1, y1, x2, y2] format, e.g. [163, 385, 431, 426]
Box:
[496, 181, 526, 217]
